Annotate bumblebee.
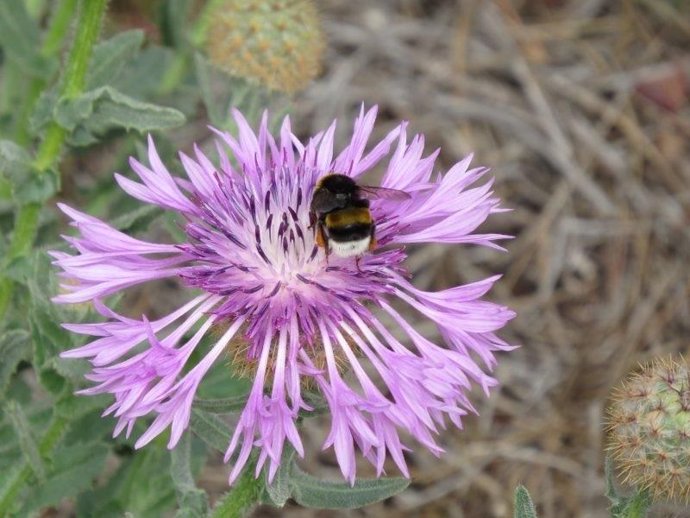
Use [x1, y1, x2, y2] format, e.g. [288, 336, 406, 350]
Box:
[310, 173, 410, 258]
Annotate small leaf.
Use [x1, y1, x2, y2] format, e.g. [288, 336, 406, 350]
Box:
[94, 445, 177, 516]
[194, 53, 222, 126]
[262, 447, 295, 507]
[0, 140, 56, 204]
[20, 441, 108, 514]
[30, 88, 58, 134]
[5, 400, 46, 482]
[0, 139, 31, 177]
[111, 204, 162, 233]
[88, 30, 145, 88]
[190, 409, 230, 452]
[289, 464, 410, 509]
[514, 485, 538, 518]
[605, 456, 621, 504]
[55, 86, 186, 144]
[0, 329, 31, 398]
[193, 395, 249, 414]
[12, 168, 60, 204]
[0, 0, 55, 78]
[171, 432, 209, 518]
[113, 46, 175, 99]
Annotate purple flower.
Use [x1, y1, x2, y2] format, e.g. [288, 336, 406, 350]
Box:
[53, 106, 515, 484]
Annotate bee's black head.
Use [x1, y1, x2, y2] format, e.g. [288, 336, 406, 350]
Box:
[318, 174, 359, 196]
[311, 174, 365, 214]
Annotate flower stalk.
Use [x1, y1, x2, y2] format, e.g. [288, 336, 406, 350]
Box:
[0, 0, 106, 319]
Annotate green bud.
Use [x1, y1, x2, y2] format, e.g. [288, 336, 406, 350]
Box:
[203, 0, 325, 93]
[608, 356, 690, 502]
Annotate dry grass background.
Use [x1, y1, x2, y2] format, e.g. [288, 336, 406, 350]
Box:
[195, 1, 690, 517]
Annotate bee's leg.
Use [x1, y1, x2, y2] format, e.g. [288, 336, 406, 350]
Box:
[308, 212, 317, 230]
[368, 223, 377, 251]
[315, 222, 330, 263]
[355, 255, 362, 272]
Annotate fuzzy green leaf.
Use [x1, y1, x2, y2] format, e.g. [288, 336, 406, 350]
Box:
[5, 400, 46, 482]
[514, 485, 538, 518]
[0, 329, 31, 398]
[80, 445, 177, 517]
[113, 46, 175, 99]
[171, 432, 209, 518]
[0, 140, 56, 204]
[262, 447, 295, 507]
[54, 86, 185, 145]
[0, 0, 55, 78]
[190, 409, 230, 452]
[87, 30, 145, 88]
[111, 204, 162, 233]
[13, 168, 60, 204]
[20, 441, 108, 514]
[194, 53, 223, 126]
[289, 465, 410, 509]
[193, 395, 249, 414]
[0, 139, 31, 178]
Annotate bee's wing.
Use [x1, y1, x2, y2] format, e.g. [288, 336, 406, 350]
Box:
[358, 185, 411, 201]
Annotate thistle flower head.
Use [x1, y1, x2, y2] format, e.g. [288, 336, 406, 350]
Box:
[608, 356, 690, 502]
[53, 106, 515, 484]
[205, 0, 324, 93]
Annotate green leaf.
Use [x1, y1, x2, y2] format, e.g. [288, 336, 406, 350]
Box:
[289, 464, 410, 509]
[193, 53, 222, 126]
[5, 400, 46, 482]
[0, 139, 31, 178]
[12, 168, 60, 204]
[111, 204, 162, 233]
[606, 457, 652, 518]
[193, 395, 249, 414]
[113, 46, 175, 99]
[514, 485, 538, 518]
[30, 88, 58, 134]
[88, 30, 145, 88]
[190, 409, 230, 452]
[0, 329, 31, 398]
[262, 447, 295, 507]
[0, 140, 56, 204]
[20, 441, 108, 514]
[90, 444, 177, 517]
[55, 86, 186, 145]
[171, 432, 209, 518]
[0, 0, 55, 78]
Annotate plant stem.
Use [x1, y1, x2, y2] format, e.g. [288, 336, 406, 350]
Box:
[16, 0, 79, 146]
[210, 463, 263, 518]
[617, 490, 650, 518]
[0, 415, 69, 516]
[0, 0, 107, 319]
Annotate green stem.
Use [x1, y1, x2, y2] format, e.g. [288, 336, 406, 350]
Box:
[0, 415, 69, 516]
[31, 0, 107, 172]
[16, 0, 78, 145]
[210, 463, 263, 518]
[1, 0, 107, 319]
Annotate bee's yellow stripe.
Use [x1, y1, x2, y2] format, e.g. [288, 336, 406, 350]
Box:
[324, 208, 371, 227]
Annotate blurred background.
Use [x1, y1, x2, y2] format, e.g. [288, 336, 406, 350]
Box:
[3, 0, 690, 517]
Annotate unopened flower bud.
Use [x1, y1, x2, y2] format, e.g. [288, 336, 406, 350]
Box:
[204, 0, 324, 93]
[608, 356, 690, 502]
